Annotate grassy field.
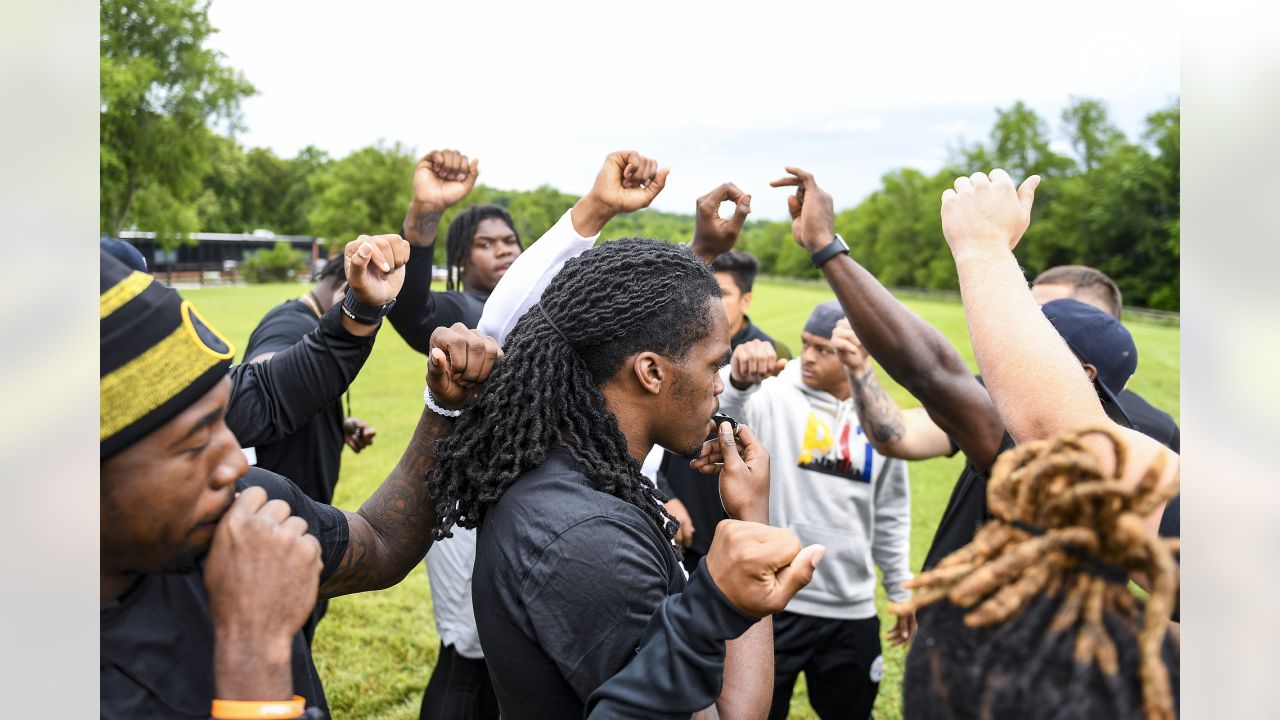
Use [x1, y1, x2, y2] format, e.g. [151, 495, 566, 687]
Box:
[183, 278, 1180, 719]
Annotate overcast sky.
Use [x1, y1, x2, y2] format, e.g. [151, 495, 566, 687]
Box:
[207, 0, 1179, 220]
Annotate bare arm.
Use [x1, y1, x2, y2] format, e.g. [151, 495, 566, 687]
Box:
[941, 170, 1177, 527]
[716, 618, 773, 719]
[771, 168, 1006, 469]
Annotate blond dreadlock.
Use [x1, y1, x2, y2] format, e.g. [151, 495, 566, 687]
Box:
[891, 425, 1179, 720]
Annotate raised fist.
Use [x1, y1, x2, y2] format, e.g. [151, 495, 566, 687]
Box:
[426, 323, 503, 411]
[830, 318, 870, 372]
[343, 233, 410, 307]
[413, 149, 480, 212]
[940, 169, 1040, 257]
[729, 339, 787, 389]
[769, 167, 836, 253]
[705, 519, 825, 619]
[690, 183, 751, 263]
[572, 151, 670, 236]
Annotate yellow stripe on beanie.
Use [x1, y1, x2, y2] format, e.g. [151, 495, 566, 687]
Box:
[100, 270, 154, 319]
[100, 300, 235, 442]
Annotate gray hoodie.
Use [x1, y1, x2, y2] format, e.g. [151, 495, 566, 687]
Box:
[718, 362, 912, 620]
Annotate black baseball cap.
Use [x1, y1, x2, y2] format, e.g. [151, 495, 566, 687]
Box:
[1042, 298, 1137, 428]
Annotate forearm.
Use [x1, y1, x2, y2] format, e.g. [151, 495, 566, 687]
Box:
[952, 248, 1107, 442]
[716, 618, 773, 720]
[822, 255, 972, 398]
[402, 201, 443, 247]
[385, 245, 440, 355]
[847, 365, 908, 455]
[213, 631, 294, 701]
[321, 408, 451, 596]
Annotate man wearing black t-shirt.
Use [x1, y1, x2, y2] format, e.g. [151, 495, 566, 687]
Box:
[426, 183, 794, 718]
[659, 251, 788, 572]
[99, 239, 504, 719]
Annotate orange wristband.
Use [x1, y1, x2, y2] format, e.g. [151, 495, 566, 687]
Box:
[210, 695, 305, 719]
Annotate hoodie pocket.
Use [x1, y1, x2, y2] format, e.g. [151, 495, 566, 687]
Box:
[790, 522, 873, 604]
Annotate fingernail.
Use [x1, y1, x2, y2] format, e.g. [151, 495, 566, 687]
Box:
[382, 262, 391, 272]
[359, 244, 371, 257]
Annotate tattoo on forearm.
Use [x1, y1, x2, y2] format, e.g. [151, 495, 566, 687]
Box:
[321, 411, 452, 597]
[412, 209, 443, 243]
[850, 368, 906, 445]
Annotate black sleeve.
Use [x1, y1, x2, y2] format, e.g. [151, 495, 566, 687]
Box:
[521, 516, 674, 702]
[237, 467, 350, 582]
[585, 559, 755, 719]
[1167, 421, 1180, 454]
[385, 244, 474, 354]
[243, 305, 317, 360]
[226, 305, 375, 448]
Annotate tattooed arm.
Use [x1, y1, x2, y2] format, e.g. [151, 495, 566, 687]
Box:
[319, 407, 451, 597]
[320, 323, 502, 597]
[833, 319, 954, 461]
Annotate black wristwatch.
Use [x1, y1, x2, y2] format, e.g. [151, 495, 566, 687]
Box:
[809, 234, 849, 268]
[341, 287, 396, 325]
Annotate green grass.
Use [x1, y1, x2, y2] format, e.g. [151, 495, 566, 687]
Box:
[184, 277, 1180, 719]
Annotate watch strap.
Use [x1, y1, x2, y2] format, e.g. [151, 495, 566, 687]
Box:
[341, 287, 396, 325]
[810, 234, 850, 268]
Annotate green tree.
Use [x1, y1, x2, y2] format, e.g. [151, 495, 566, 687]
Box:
[307, 143, 414, 249]
[100, 0, 255, 245]
[1061, 97, 1125, 172]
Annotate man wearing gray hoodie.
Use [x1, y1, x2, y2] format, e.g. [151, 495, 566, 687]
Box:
[715, 299, 913, 720]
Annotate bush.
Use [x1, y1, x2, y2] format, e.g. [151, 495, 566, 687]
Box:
[241, 241, 306, 283]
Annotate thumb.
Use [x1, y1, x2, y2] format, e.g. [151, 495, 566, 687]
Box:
[347, 241, 373, 288]
[786, 194, 801, 220]
[775, 544, 826, 598]
[772, 359, 788, 376]
[462, 158, 480, 192]
[732, 194, 752, 226]
[427, 346, 450, 387]
[1018, 175, 1041, 215]
[717, 421, 743, 473]
[644, 167, 670, 201]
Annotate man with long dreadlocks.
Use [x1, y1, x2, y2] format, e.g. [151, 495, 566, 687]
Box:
[880, 169, 1180, 719]
[426, 207, 816, 717]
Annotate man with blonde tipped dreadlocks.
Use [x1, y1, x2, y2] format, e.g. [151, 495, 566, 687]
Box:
[426, 183, 802, 717]
[881, 168, 1179, 719]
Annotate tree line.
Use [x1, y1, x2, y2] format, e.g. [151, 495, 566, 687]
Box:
[102, 0, 1179, 309]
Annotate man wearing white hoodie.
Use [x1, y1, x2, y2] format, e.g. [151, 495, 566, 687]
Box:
[715, 300, 913, 720]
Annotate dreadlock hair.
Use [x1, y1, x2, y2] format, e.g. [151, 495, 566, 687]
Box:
[316, 254, 346, 283]
[427, 237, 722, 545]
[893, 426, 1180, 720]
[445, 204, 520, 291]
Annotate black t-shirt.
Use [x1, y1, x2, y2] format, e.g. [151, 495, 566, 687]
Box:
[100, 468, 349, 719]
[473, 447, 686, 719]
[657, 320, 779, 558]
[243, 300, 344, 504]
[1118, 388, 1180, 453]
[385, 244, 488, 354]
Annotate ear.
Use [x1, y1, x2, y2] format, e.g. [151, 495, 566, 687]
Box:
[1080, 363, 1098, 382]
[740, 291, 753, 311]
[631, 351, 666, 396]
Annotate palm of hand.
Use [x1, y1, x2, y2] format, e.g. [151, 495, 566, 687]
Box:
[414, 167, 468, 209]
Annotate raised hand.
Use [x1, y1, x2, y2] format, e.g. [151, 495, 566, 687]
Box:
[690, 183, 751, 263]
[343, 417, 376, 453]
[344, 233, 410, 307]
[830, 318, 870, 373]
[403, 149, 480, 246]
[204, 486, 323, 698]
[572, 151, 670, 236]
[426, 323, 503, 411]
[769, 166, 836, 253]
[940, 169, 1040, 257]
[704, 519, 826, 619]
[729, 339, 787, 389]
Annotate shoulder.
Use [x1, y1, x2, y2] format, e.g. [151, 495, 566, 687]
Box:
[246, 300, 318, 353]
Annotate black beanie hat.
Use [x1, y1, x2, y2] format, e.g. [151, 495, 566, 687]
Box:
[100, 251, 235, 459]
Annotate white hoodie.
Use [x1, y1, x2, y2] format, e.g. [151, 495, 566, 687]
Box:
[718, 362, 912, 620]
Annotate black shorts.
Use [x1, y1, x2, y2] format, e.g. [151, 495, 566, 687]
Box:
[769, 611, 882, 720]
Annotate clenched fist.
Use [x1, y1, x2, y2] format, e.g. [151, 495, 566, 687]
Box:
[572, 151, 670, 236]
[403, 149, 481, 246]
[729, 339, 787, 389]
[705, 519, 826, 619]
[830, 318, 870, 373]
[343, 233, 410, 308]
[427, 323, 503, 411]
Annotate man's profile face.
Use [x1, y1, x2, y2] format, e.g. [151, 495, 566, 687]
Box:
[715, 272, 750, 335]
[465, 218, 522, 294]
[100, 378, 247, 575]
[800, 331, 848, 395]
[659, 297, 731, 457]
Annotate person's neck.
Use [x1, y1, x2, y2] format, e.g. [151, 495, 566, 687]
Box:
[730, 314, 749, 338]
[601, 386, 654, 465]
[311, 283, 336, 314]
